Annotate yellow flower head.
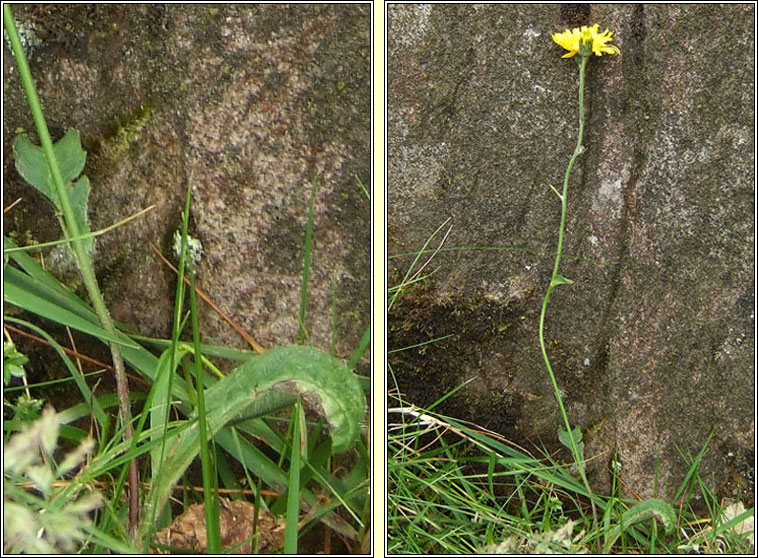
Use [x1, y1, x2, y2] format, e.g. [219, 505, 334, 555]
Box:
[552, 23, 620, 58]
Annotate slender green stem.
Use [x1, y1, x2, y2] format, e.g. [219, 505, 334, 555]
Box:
[140, 178, 192, 549]
[4, 4, 139, 532]
[539, 52, 588, 460]
[538, 52, 597, 530]
[190, 265, 221, 552]
[284, 398, 303, 554]
[551, 53, 588, 281]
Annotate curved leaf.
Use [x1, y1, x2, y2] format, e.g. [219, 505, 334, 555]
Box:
[141, 345, 366, 540]
[619, 498, 676, 534]
[209, 345, 365, 453]
[603, 498, 676, 552]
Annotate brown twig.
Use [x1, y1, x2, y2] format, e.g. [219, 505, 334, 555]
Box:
[3, 323, 151, 388]
[151, 243, 265, 354]
[4, 196, 23, 214]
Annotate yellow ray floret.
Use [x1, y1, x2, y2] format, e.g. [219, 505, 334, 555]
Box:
[552, 23, 620, 58]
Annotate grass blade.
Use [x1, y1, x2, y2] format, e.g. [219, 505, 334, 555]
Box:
[4, 268, 136, 348]
[298, 174, 318, 344]
[4, 317, 110, 439]
[189, 265, 221, 552]
[284, 397, 303, 554]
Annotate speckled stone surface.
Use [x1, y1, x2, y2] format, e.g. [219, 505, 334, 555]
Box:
[3, 5, 370, 364]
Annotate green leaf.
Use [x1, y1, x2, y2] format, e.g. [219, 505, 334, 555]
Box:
[603, 498, 676, 552]
[558, 425, 585, 460]
[3, 244, 192, 401]
[620, 498, 676, 534]
[68, 176, 93, 253]
[4, 268, 135, 348]
[212, 345, 366, 454]
[3, 341, 29, 384]
[148, 346, 191, 480]
[550, 274, 574, 287]
[141, 345, 366, 540]
[4, 236, 88, 308]
[13, 130, 92, 254]
[13, 130, 87, 208]
[298, 174, 318, 344]
[284, 397, 303, 554]
[214, 427, 289, 489]
[14, 135, 54, 205]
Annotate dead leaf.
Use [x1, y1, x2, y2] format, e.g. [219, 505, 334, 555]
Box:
[153, 498, 285, 554]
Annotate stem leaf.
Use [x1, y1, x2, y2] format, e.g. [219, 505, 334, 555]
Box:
[550, 274, 574, 287]
[558, 425, 584, 455]
[13, 130, 93, 254]
[13, 130, 86, 202]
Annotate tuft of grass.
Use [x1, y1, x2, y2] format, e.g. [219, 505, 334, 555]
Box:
[387, 389, 754, 555]
[388, 229, 754, 555]
[6, 196, 369, 554]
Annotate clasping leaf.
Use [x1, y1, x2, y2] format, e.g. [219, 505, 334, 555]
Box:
[550, 274, 574, 287]
[13, 129, 93, 255]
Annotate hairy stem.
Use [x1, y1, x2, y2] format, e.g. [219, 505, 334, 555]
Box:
[538, 52, 598, 535]
[4, 4, 139, 533]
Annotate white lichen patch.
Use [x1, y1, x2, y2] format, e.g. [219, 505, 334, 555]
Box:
[591, 124, 630, 220]
[595, 177, 622, 210]
[388, 4, 432, 48]
[481, 273, 532, 305]
[172, 230, 204, 268]
[521, 25, 541, 40]
[4, 18, 41, 58]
